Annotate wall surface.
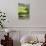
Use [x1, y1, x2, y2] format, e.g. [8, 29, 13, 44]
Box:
[0, 0, 46, 28]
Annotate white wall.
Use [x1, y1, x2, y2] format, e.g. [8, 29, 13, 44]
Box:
[31, 0, 46, 27]
[0, 0, 46, 31]
[0, 0, 46, 27]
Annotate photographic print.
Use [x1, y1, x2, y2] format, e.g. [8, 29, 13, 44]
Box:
[18, 3, 30, 19]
